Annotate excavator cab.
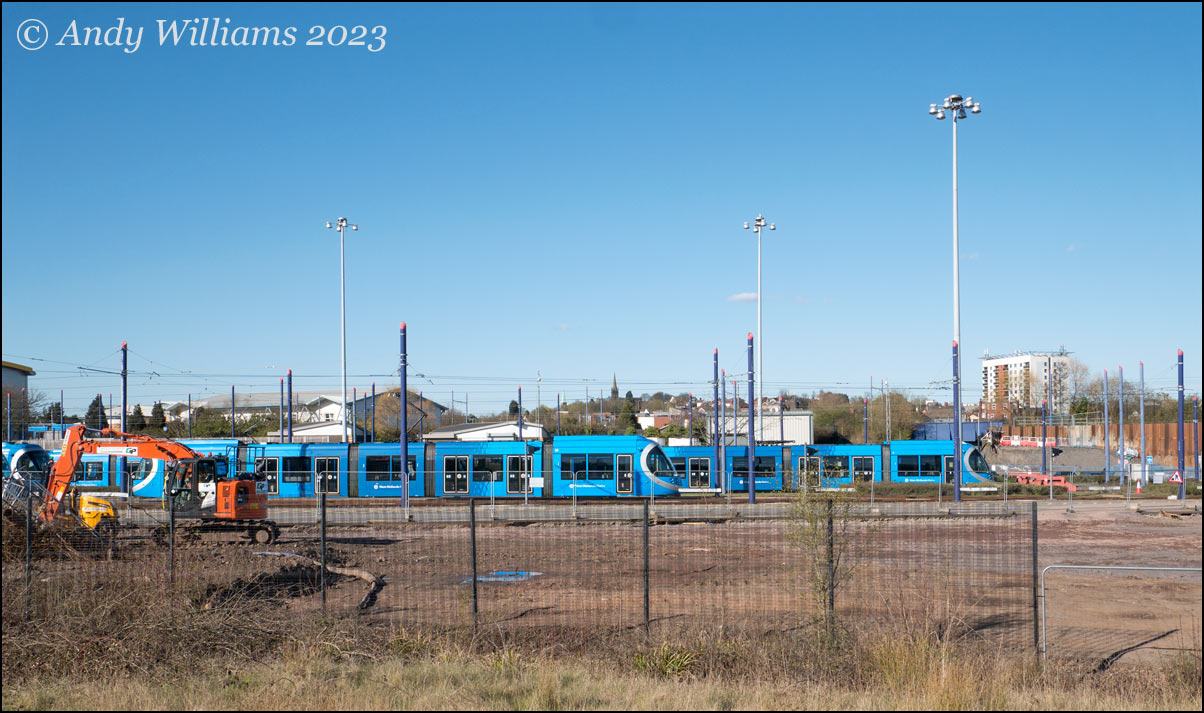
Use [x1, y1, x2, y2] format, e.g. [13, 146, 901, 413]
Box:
[165, 458, 217, 515]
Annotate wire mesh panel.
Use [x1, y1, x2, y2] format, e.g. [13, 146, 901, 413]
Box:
[3, 494, 1039, 652]
[841, 501, 1033, 648]
[1044, 567, 1202, 665]
[474, 502, 645, 634]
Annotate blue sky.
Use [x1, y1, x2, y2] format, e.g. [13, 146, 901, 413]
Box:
[3, 3, 1200, 415]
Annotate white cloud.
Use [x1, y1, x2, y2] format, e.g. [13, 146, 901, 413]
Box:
[727, 292, 757, 302]
[554, 323, 569, 331]
[1066, 243, 1076, 253]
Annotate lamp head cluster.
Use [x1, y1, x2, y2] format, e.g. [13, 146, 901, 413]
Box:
[326, 217, 358, 232]
[929, 94, 981, 121]
[743, 214, 775, 233]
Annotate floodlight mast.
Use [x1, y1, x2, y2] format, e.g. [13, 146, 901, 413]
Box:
[929, 94, 981, 503]
[743, 214, 775, 446]
[326, 217, 359, 444]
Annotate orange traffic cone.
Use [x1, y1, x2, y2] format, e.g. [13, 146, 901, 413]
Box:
[1136, 478, 1142, 495]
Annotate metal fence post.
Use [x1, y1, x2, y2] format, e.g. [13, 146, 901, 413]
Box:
[1031, 500, 1039, 655]
[643, 498, 650, 636]
[169, 492, 176, 587]
[826, 498, 836, 640]
[320, 491, 327, 609]
[469, 498, 479, 628]
[25, 476, 33, 619]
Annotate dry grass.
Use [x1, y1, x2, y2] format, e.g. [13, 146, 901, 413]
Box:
[3, 535, 1200, 711]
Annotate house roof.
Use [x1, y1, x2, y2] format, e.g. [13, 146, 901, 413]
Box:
[424, 420, 547, 441]
[2, 361, 36, 376]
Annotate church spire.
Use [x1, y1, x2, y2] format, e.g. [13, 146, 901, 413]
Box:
[611, 373, 619, 400]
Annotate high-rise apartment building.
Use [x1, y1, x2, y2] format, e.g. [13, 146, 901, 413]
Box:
[980, 350, 1071, 418]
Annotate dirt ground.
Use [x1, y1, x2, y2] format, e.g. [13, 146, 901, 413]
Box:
[1036, 502, 1202, 664]
[6, 500, 1200, 667]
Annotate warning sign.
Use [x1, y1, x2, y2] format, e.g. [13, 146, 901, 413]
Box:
[1168, 471, 1183, 484]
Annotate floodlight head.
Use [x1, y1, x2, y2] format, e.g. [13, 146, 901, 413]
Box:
[743, 222, 750, 229]
[971, 103, 981, 114]
[964, 96, 973, 105]
[936, 110, 946, 120]
[929, 104, 938, 115]
[943, 99, 952, 110]
[352, 224, 358, 231]
[949, 94, 962, 104]
[326, 221, 332, 229]
[768, 223, 775, 230]
[957, 108, 966, 119]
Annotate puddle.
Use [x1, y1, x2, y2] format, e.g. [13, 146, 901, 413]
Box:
[461, 570, 543, 583]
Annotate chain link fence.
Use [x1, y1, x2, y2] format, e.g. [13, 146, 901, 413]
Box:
[5, 497, 1041, 651]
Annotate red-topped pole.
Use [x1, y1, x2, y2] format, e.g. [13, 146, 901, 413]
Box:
[400, 323, 408, 512]
[747, 332, 755, 504]
[713, 348, 719, 491]
[1177, 350, 1185, 499]
[953, 340, 962, 501]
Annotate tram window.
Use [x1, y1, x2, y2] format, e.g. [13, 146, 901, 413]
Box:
[282, 456, 310, 483]
[406, 455, 417, 481]
[588, 453, 614, 480]
[852, 456, 875, 481]
[897, 455, 919, 475]
[920, 455, 942, 478]
[670, 458, 687, 474]
[561, 454, 587, 479]
[822, 456, 848, 478]
[365, 456, 392, 481]
[754, 456, 777, 477]
[83, 462, 104, 481]
[473, 455, 504, 482]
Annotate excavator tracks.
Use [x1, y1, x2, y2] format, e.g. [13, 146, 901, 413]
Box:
[150, 520, 280, 547]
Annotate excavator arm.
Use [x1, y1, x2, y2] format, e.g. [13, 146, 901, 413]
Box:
[41, 425, 208, 523]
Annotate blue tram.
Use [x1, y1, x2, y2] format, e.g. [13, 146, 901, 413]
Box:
[662, 440, 994, 492]
[23, 433, 994, 501]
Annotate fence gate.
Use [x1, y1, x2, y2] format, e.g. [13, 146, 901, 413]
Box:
[1041, 564, 1203, 668]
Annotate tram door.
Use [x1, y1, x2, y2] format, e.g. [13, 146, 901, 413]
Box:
[799, 456, 820, 490]
[688, 458, 710, 489]
[506, 455, 531, 494]
[943, 455, 955, 484]
[444, 456, 468, 494]
[616, 455, 633, 494]
[852, 456, 875, 483]
[314, 457, 340, 494]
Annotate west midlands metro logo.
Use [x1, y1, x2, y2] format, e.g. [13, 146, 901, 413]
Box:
[17, 19, 49, 50]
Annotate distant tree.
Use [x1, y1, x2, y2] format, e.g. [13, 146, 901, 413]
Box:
[42, 402, 63, 424]
[85, 395, 108, 430]
[619, 398, 639, 432]
[509, 400, 520, 416]
[148, 402, 166, 432]
[128, 404, 146, 432]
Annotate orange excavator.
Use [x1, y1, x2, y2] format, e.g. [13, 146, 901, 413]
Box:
[47, 425, 278, 544]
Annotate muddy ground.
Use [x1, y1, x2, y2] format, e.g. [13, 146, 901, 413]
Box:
[5, 500, 1199, 667]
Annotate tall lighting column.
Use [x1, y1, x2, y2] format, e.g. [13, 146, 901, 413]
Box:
[929, 94, 981, 503]
[326, 217, 358, 443]
[743, 214, 775, 445]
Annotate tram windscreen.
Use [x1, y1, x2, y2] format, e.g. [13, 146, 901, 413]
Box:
[646, 446, 677, 478]
[16, 450, 54, 476]
[967, 447, 991, 475]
